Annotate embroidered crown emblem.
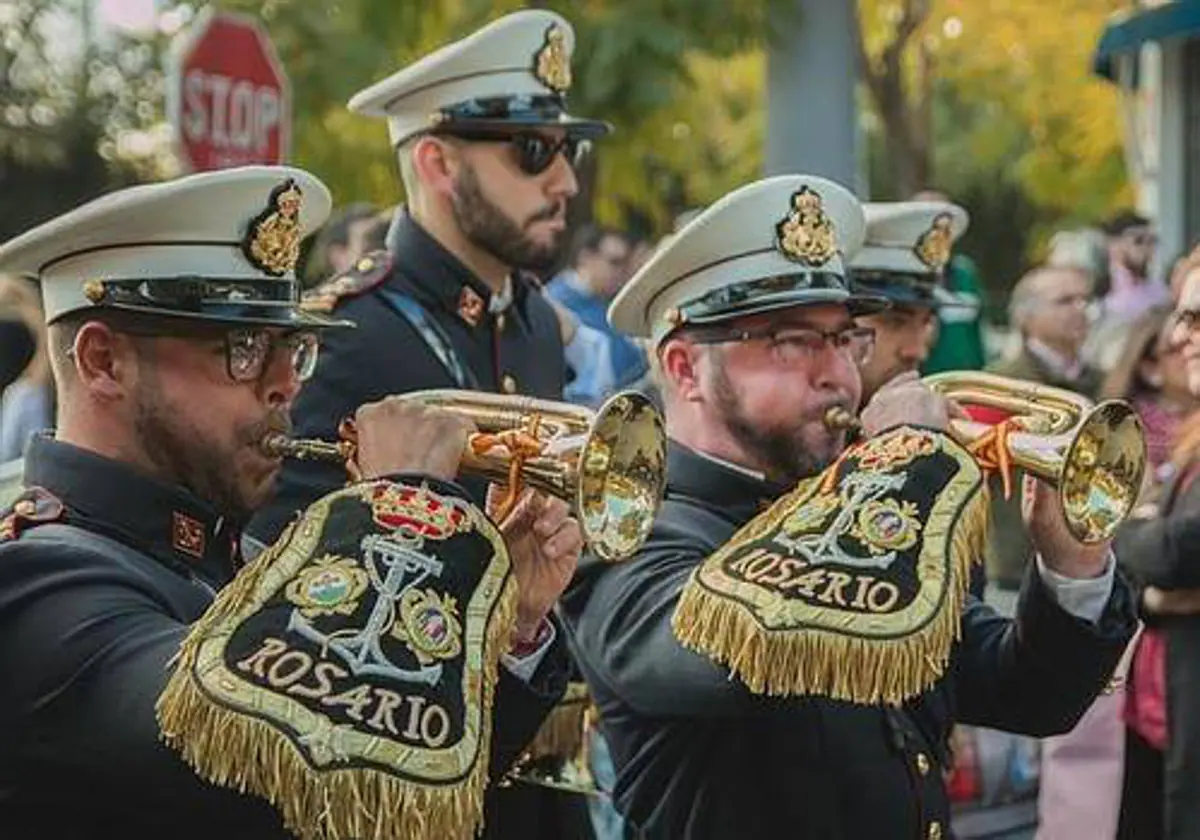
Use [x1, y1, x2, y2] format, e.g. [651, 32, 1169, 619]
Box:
[534, 24, 572, 93]
[914, 212, 955, 271]
[243, 178, 304, 277]
[776, 186, 838, 266]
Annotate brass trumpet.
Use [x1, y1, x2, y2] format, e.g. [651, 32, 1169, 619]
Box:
[824, 371, 1147, 544]
[262, 389, 668, 562]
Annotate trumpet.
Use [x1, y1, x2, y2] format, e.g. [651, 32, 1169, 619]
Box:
[262, 389, 668, 562]
[824, 371, 1147, 544]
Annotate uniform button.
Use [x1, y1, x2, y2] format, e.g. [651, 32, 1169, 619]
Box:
[501, 374, 518, 394]
[928, 821, 943, 840]
[916, 752, 930, 776]
[355, 256, 375, 272]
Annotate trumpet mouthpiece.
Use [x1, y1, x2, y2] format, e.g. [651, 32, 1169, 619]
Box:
[823, 406, 860, 432]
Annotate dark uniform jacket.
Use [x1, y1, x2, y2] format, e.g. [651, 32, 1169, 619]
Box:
[0, 437, 566, 839]
[561, 441, 1138, 840]
[249, 211, 565, 545]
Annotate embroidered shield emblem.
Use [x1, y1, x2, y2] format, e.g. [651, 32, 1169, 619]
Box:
[672, 426, 987, 705]
[157, 479, 515, 840]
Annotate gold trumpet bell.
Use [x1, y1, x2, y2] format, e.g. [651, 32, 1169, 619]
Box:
[578, 391, 669, 561]
[408, 389, 668, 562]
[922, 372, 1147, 544]
[1060, 400, 1147, 543]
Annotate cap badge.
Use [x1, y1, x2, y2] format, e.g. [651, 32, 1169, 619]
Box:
[914, 213, 954, 271]
[83, 279, 106, 304]
[243, 178, 304, 277]
[533, 24, 572, 93]
[776, 186, 837, 266]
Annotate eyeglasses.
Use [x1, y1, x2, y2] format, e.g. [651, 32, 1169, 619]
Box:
[439, 129, 591, 175]
[225, 329, 319, 383]
[687, 324, 876, 366]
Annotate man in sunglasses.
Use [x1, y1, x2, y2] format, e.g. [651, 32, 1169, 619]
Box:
[246, 10, 608, 839]
[848, 201, 975, 403]
[0, 166, 584, 839]
[560, 174, 1136, 839]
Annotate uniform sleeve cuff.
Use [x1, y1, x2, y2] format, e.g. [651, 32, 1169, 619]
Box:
[501, 619, 556, 682]
[1035, 552, 1116, 625]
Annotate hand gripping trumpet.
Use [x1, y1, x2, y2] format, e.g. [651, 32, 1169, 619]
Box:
[824, 371, 1148, 544]
[261, 389, 668, 562]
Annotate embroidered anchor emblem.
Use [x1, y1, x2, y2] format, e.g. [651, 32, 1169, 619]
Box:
[287, 531, 456, 686]
[773, 471, 909, 570]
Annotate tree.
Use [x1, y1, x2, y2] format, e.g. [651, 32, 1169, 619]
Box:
[0, 0, 175, 240]
[212, 0, 779, 231]
[856, 0, 934, 198]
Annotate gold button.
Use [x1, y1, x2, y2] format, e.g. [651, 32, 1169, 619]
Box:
[928, 821, 943, 840]
[355, 256, 374, 272]
[501, 374, 518, 394]
[916, 753, 930, 776]
[13, 499, 35, 517]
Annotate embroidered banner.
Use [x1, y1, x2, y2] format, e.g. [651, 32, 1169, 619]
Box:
[673, 426, 987, 705]
[157, 479, 515, 840]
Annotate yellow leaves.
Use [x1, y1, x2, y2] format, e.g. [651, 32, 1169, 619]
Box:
[591, 49, 764, 228]
[857, 0, 1130, 223]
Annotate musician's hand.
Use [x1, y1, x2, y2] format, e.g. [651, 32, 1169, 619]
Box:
[860, 372, 951, 435]
[1023, 475, 1110, 579]
[353, 398, 474, 481]
[488, 487, 581, 646]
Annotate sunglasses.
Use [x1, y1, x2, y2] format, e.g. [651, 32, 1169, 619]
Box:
[439, 129, 591, 176]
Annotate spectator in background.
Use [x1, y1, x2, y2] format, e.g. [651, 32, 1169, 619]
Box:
[984, 266, 1101, 597]
[1049, 227, 1120, 373]
[1037, 306, 1195, 840]
[303, 202, 380, 284]
[1104, 211, 1169, 324]
[911, 189, 987, 373]
[547, 225, 648, 406]
[1102, 307, 1197, 485]
[0, 275, 52, 462]
[1111, 267, 1200, 838]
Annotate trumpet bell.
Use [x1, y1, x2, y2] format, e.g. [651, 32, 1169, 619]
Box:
[1060, 400, 1146, 543]
[409, 389, 667, 562]
[922, 371, 1147, 544]
[578, 391, 669, 562]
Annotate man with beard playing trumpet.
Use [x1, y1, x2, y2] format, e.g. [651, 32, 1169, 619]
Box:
[560, 174, 1137, 839]
[0, 166, 582, 840]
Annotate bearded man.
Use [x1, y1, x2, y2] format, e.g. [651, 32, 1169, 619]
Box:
[245, 11, 609, 839]
[560, 175, 1136, 839]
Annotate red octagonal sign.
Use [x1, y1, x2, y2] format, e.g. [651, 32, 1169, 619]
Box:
[168, 9, 290, 172]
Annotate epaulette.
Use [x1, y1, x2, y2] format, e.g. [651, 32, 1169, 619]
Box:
[300, 250, 394, 313]
[0, 486, 65, 542]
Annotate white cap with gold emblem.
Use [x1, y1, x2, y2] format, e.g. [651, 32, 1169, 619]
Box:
[850, 201, 971, 310]
[348, 9, 610, 146]
[0, 165, 348, 328]
[609, 175, 885, 346]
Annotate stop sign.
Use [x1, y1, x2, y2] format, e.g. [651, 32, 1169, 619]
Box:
[168, 9, 290, 172]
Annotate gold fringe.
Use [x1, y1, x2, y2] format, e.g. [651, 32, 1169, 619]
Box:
[672, 482, 990, 706]
[524, 682, 591, 762]
[156, 498, 518, 840]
